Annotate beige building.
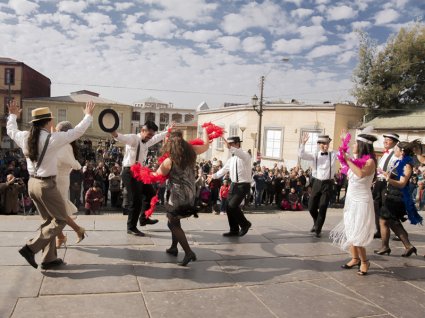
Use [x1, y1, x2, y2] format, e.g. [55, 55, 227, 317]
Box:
[20, 90, 132, 144]
[197, 100, 365, 169]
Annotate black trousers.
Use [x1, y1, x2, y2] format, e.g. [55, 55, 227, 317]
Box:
[227, 183, 251, 233]
[308, 179, 332, 234]
[121, 168, 155, 230]
[372, 180, 387, 234]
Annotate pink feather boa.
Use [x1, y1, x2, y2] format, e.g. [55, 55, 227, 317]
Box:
[337, 133, 370, 175]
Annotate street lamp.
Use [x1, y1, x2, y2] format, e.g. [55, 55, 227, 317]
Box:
[240, 126, 246, 141]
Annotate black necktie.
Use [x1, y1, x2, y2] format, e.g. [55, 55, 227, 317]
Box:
[321, 152, 328, 156]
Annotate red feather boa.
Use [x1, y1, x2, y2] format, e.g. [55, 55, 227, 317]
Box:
[130, 163, 168, 184]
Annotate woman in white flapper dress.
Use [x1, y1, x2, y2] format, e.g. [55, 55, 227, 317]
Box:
[55, 121, 87, 248]
[330, 133, 377, 276]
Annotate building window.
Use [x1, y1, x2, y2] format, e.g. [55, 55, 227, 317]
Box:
[184, 114, 194, 122]
[229, 125, 239, 137]
[57, 109, 66, 122]
[132, 112, 140, 121]
[216, 124, 225, 150]
[119, 112, 123, 130]
[4, 68, 15, 85]
[171, 113, 182, 123]
[145, 112, 155, 123]
[160, 113, 169, 131]
[264, 128, 283, 158]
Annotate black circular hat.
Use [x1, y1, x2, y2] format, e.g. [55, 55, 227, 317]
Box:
[98, 109, 120, 133]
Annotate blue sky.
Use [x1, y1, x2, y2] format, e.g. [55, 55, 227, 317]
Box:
[0, 0, 423, 108]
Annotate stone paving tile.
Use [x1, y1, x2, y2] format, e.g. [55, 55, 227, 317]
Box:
[249, 281, 386, 318]
[218, 256, 327, 285]
[0, 232, 40, 247]
[185, 215, 230, 230]
[0, 265, 44, 316]
[0, 217, 41, 231]
[191, 230, 272, 245]
[134, 260, 235, 292]
[253, 224, 311, 240]
[0, 246, 66, 266]
[70, 230, 154, 246]
[389, 265, 425, 280]
[273, 236, 345, 257]
[64, 245, 144, 264]
[351, 281, 425, 318]
[40, 264, 139, 295]
[211, 242, 292, 260]
[144, 287, 275, 318]
[11, 293, 148, 318]
[139, 245, 223, 263]
[148, 230, 195, 246]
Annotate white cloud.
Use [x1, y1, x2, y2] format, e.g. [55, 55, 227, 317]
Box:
[375, 9, 400, 25]
[307, 45, 341, 59]
[285, 0, 303, 6]
[57, 1, 87, 14]
[353, 0, 373, 11]
[143, 19, 177, 39]
[145, 0, 218, 23]
[291, 8, 313, 19]
[242, 36, 266, 53]
[221, 1, 292, 35]
[8, 0, 39, 15]
[351, 20, 371, 30]
[311, 16, 324, 25]
[335, 51, 356, 64]
[273, 25, 327, 54]
[327, 5, 357, 21]
[216, 36, 240, 51]
[115, 2, 134, 11]
[182, 29, 221, 43]
[315, 0, 329, 4]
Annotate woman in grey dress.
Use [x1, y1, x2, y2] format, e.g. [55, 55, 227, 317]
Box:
[155, 129, 209, 266]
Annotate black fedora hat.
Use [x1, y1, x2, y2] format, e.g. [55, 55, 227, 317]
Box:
[227, 136, 242, 143]
[98, 109, 120, 133]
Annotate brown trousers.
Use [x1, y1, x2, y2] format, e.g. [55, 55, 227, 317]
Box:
[27, 178, 68, 263]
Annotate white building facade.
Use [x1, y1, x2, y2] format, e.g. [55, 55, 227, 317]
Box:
[131, 97, 196, 133]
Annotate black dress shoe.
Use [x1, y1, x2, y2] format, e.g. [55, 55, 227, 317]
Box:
[140, 218, 159, 226]
[127, 228, 145, 236]
[314, 231, 321, 238]
[222, 231, 239, 237]
[41, 258, 64, 270]
[239, 222, 252, 237]
[19, 245, 38, 269]
[310, 226, 316, 233]
[166, 247, 178, 256]
[178, 252, 197, 266]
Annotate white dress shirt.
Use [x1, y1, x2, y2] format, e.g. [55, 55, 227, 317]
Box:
[115, 131, 167, 167]
[213, 147, 252, 183]
[298, 144, 336, 180]
[377, 148, 397, 178]
[7, 114, 92, 177]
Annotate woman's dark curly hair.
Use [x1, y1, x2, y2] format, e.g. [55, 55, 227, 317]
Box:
[160, 130, 196, 170]
[26, 118, 51, 161]
[398, 140, 417, 157]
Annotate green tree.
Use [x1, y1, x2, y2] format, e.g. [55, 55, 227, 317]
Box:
[352, 23, 425, 114]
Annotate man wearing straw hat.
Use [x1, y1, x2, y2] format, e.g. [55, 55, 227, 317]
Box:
[7, 100, 95, 270]
[299, 134, 337, 238]
[372, 132, 399, 239]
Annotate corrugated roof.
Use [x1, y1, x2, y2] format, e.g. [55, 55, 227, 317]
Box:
[362, 108, 425, 130]
[0, 57, 19, 63]
[24, 93, 130, 105]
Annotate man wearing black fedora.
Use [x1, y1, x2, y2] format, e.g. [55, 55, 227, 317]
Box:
[208, 136, 252, 237]
[111, 120, 174, 236]
[372, 132, 399, 239]
[299, 134, 337, 238]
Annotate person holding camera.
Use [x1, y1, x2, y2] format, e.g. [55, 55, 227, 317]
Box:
[0, 174, 25, 215]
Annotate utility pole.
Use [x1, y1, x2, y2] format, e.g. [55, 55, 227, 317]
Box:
[257, 75, 264, 156]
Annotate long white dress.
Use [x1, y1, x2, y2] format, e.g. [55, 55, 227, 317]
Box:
[57, 144, 81, 215]
[330, 169, 375, 251]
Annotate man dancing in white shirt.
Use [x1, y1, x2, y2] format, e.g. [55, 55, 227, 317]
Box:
[111, 121, 174, 236]
[209, 136, 252, 237]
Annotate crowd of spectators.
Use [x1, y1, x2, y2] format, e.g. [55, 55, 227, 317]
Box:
[2, 142, 425, 216]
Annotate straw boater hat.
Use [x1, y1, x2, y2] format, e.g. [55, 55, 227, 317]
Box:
[317, 135, 332, 143]
[30, 107, 54, 123]
[382, 132, 400, 142]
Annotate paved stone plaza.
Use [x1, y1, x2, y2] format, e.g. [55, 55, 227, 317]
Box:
[1, 209, 424, 318]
